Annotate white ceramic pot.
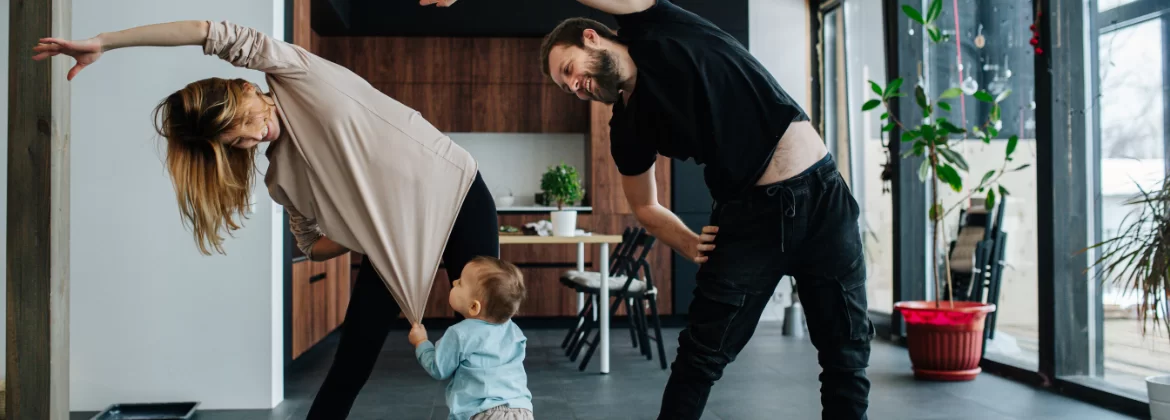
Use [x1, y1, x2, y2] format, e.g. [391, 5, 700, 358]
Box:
[1150, 375, 1170, 420]
[495, 195, 515, 208]
[551, 210, 578, 237]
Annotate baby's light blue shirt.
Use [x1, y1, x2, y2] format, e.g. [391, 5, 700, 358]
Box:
[415, 318, 533, 420]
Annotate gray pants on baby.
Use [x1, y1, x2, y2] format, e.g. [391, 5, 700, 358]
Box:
[470, 405, 534, 420]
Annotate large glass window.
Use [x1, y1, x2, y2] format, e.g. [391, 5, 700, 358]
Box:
[914, 0, 1040, 369]
[1090, 0, 1170, 397]
[823, 6, 844, 164]
[842, 0, 894, 314]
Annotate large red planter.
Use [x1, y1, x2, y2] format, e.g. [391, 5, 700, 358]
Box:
[894, 301, 997, 381]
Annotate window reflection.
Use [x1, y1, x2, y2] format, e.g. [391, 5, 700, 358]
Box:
[1093, 16, 1170, 396]
[921, 0, 1040, 369]
[842, 0, 894, 314]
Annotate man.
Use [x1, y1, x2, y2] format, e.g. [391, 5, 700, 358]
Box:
[424, 1, 873, 419]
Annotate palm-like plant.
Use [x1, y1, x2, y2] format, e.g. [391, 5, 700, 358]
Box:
[1086, 178, 1170, 340]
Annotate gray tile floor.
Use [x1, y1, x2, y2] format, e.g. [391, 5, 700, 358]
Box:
[72, 323, 1137, 419]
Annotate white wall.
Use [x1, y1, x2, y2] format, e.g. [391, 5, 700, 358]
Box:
[749, 0, 809, 321]
[448, 133, 587, 205]
[69, 0, 283, 410]
[750, 0, 811, 112]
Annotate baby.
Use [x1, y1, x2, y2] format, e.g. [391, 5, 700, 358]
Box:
[409, 256, 534, 420]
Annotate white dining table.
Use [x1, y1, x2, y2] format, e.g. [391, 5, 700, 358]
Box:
[499, 234, 624, 374]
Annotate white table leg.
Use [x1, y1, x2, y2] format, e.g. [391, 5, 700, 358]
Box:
[577, 242, 585, 320]
[599, 242, 610, 374]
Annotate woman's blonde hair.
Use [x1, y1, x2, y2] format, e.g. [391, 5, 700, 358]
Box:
[152, 77, 265, 255]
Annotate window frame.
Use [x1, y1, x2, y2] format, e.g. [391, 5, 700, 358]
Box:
[805, 0, 1166, 416]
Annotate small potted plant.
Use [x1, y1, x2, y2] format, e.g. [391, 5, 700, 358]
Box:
[541, 162, 584, 237]
[863, 0, 1030, 381]
[1084, 178, 1170, 419]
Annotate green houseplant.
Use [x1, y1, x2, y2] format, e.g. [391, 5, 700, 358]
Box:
[862, 0, 1030, 381]
[541, 162, 584, 237]
[1084, 179, 1170, 417]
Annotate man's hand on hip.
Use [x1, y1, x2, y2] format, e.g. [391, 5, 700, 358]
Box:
[691, 226, 717, 264]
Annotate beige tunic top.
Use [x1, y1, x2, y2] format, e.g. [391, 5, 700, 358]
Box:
[204, 21, 479, 323]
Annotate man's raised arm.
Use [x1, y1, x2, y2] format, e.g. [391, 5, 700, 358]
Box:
[420, 0, 655, 16]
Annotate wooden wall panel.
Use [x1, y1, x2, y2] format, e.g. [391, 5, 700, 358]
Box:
[293, 0, 311, 48]
[470, 83, 541, 132]
[425, 270, 455, 319]
[320, 37, 586, 133]
[319, 37, 475, 84]
[587, 102, 674, 316]
[470, 38, 544, 85]
[327, 253, 352, 328]
[515, 268, 578, 317]
[541, 84, 590, 133]
[372, 83, 474, 132]
[291, 261, 310, 359]
[588, 102, 628, 214]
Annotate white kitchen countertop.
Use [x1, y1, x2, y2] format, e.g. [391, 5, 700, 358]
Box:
[496, 206, 592, 213]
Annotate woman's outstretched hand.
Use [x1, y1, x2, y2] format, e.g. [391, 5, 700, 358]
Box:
[33, 37, 103, 80]
[419, 0, 458, 6]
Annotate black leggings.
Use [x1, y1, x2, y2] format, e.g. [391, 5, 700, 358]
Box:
[306, 172, 499, 419]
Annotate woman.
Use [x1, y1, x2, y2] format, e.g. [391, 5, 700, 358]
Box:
[34, 20, 499, 418]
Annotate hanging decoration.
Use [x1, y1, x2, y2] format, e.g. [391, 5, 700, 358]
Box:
[1031, 3, 1043, 55]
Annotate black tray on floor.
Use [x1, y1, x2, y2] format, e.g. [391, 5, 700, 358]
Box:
[90, 402, 199, 420]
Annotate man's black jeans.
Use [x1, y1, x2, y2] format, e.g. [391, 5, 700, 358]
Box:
[658, 155, 873, 420]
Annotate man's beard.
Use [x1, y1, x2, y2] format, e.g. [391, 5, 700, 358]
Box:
[585, 48, 623, 104]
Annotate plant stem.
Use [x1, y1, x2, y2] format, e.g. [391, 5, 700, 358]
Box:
[930, 149, 943, 308]
[943, 152, 1011, 217]
[944, 226, 955, 307]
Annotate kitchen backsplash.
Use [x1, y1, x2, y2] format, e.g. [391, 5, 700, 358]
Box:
[447, 132, 588, 206]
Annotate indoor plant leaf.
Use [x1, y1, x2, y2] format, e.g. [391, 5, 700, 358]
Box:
[974, 90, 996, 103]
[862, 99, 882, 111]
[939, 87, 963, 99]
[902, 5, 925, 24]
[938, 147, 969, 171]
[938, 119, 966, 135]
[995, 89, 1013, 103]
[928, 26, 942, 43]
[902, 130, 921, 142]
[980, 169, 996, 186]
[886, 78, 904, 96]
[937, 164, 962, 192]
[926, 0, 943, 23]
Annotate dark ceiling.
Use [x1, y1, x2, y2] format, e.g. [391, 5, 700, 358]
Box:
[312, 0, 748, 45]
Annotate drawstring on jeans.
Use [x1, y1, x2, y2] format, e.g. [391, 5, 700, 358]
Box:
[765, 184, 798, 252]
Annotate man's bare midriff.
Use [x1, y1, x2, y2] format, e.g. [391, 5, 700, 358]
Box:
[755, 121, 830, 185]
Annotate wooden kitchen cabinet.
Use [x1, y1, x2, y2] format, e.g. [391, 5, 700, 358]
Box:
[291, 253, 351, 360]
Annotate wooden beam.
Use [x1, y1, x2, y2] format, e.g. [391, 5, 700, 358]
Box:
[7, 0, 71, 418]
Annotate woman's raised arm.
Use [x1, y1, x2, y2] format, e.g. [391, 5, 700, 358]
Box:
[34, 20, 309, 80]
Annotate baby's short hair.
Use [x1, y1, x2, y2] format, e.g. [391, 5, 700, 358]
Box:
[470, 256, 526, 323]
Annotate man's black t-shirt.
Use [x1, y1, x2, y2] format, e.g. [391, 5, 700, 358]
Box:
[608, 0, 809, 201]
